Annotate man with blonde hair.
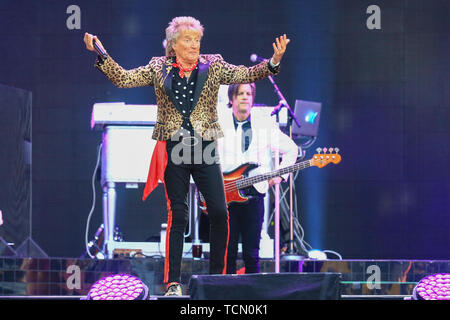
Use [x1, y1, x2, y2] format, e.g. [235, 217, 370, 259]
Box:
[83, 16, 290, 296]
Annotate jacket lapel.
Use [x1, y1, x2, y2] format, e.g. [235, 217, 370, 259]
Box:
[191, 57, 209, 110]
[162, 58, 178, 111]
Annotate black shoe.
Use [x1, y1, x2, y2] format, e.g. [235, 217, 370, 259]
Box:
[164, 282, 182, 296]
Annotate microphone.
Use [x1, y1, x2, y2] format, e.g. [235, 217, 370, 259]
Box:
[271, 100, 287, 116]
[93, 39, 108, 59]
[250, 53, 266, 63]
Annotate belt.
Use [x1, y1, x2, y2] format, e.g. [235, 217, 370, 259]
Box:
[180, 135, 200, 147]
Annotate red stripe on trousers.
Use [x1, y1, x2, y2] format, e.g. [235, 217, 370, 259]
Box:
[163, 186, 172, 284]
[222, 209, 230, 274]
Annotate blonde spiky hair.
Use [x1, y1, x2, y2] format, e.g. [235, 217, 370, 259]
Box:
[165, 16, 204, 57]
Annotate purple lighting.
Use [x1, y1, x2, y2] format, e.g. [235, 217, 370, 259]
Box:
[413, 273, 450, 300]
[87, 274, 149, 300]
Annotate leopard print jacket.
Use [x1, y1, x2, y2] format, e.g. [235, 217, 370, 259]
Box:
[96, 54, 279, 141]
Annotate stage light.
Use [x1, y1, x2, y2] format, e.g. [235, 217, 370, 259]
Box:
[413, 273, 450, 300]
[86, 274, 149, 300]
[307, 249, 327, 260]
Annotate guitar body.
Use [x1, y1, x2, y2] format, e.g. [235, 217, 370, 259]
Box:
[198, 162, 259, 213]
[223, 162, 259, 205]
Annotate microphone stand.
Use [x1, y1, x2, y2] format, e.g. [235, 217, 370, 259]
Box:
[267, 76, 301, 128]
[268, 75, 305, 272]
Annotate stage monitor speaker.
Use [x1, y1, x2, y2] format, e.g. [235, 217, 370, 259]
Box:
[188, 272, 341, 300]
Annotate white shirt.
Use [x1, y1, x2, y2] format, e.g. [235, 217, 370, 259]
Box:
[217, 108, 298, 194]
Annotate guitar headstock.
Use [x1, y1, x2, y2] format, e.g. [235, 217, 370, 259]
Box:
[311, 147, 342, 168]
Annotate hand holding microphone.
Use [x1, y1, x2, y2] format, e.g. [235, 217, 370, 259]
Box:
[83, 32, 107, 58]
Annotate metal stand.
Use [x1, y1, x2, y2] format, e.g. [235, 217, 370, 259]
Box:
[279, 106, 307, 270]
[102, 182, 117, 258]
[191, 185, 202, 259]
[273, 163, 280, 273]
[268, 75, 305, 271]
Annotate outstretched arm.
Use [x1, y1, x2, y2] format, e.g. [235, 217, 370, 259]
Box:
[218, 34, 291, 85]
[83, 32, 154, 88]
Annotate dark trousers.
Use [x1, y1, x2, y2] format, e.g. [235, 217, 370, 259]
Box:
[163, 140, 229, 283]
[226, 195, 265, 274]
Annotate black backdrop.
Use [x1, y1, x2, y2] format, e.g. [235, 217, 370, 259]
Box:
[0, 0, 448, 259]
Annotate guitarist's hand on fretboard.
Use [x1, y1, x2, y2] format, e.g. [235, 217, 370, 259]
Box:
[269, 177, 283, 187]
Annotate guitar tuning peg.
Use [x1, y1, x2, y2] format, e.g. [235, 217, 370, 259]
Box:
[323, 147, 327, 153]
[334, 147, 340, 154]
[316, 147, 322, 154]
[329, 148, 334, 153]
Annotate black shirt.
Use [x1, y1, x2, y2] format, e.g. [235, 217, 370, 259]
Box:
[171, 57, 199, 137]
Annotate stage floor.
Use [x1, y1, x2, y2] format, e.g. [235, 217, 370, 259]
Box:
[0, 256, 448, 299]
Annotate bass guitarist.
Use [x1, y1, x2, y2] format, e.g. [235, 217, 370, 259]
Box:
[216, 83, 298, 274]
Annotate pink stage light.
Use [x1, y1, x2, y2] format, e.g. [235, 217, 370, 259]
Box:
[86, 274, 149, 300]
[413, 273, 450, 300]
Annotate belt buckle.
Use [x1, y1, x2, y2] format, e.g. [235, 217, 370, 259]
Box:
[181, 136, 199, 147]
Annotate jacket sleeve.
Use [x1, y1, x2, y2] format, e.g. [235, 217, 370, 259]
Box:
[216, 54, 280, 85]
[95, 55, 155, 88]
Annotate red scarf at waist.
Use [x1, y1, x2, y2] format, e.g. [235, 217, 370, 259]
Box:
[142, 140, 168, 201]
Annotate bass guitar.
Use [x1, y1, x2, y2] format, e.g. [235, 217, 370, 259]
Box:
[199, 147, 342, 212]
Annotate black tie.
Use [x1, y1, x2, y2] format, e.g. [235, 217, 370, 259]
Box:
[236, 121, 251, 153]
